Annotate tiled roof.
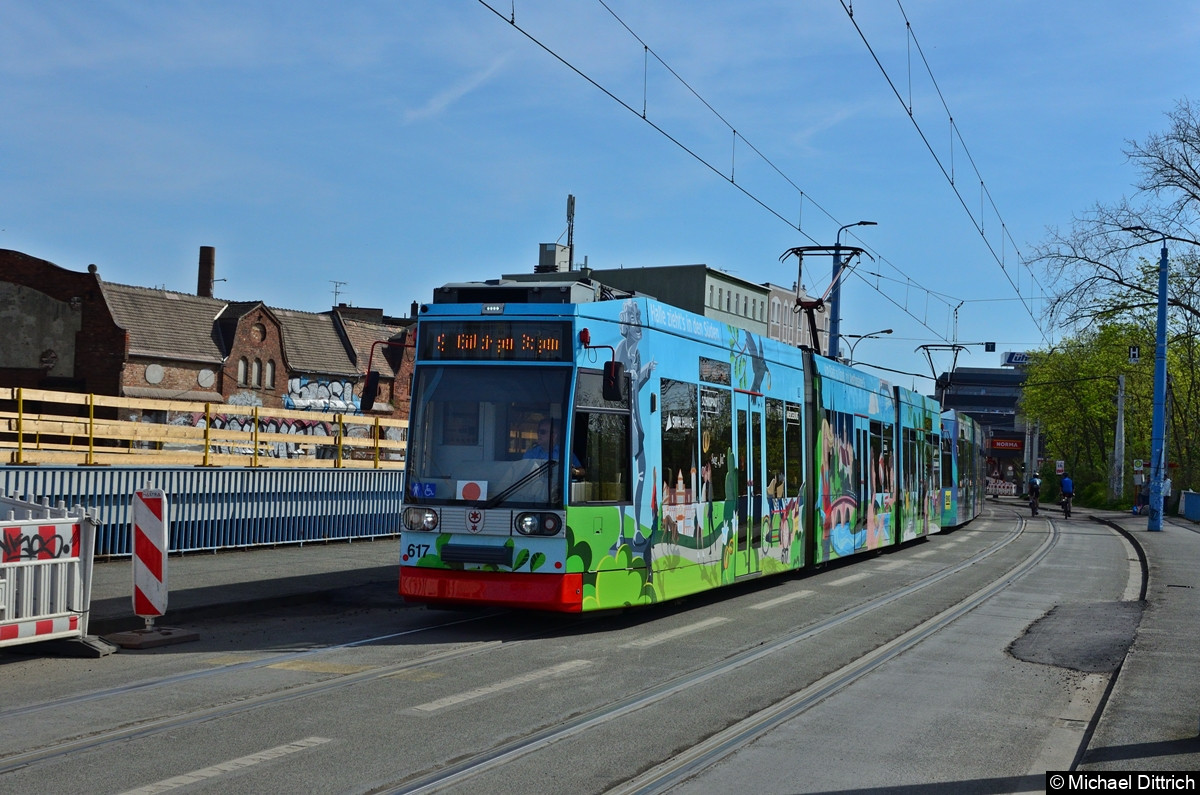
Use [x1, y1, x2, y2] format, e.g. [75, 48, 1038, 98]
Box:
[339, 316, 408, 379]
[99, 281, 381, 379]
[269, 307, 358, 377]
[101, 283, 225, 363]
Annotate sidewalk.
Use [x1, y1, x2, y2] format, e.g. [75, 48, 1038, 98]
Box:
[87, 536, 403, 636]
[1081, 510, 1200, 770]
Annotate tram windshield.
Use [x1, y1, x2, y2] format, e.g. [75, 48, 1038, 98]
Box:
[405, 365, 573, 508]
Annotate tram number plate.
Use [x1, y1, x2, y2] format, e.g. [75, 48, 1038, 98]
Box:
[406, 543, 431, 560]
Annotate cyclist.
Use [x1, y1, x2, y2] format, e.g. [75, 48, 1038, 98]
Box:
[1027, 473, 1042, 516]
[1060, 473, 1074, 518]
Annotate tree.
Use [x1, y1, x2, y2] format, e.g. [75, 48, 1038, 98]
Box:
[1025, 99, 1200, 503]
[1030, 99, 1200, 330]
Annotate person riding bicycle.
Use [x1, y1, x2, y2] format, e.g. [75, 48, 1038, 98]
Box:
[1028, 473, 1042, 515]
[1060, 473, 1075, 517]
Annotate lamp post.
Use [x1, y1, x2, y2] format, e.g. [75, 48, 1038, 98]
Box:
[1123, 225, 1169, 531]
[842, 328, 893, 366]
[829, 220, 877, 361]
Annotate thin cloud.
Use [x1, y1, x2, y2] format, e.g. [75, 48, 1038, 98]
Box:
[403, 55, 511, 124]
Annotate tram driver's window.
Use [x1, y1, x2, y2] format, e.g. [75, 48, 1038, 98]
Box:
[576, 412, 630, 502]
[573, 369, 631, 503]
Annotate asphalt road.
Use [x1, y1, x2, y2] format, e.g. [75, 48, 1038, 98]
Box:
[0, 508, 1148, 794]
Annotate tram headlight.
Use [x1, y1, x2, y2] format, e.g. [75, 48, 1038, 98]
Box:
[515, 512, 561, 536]
[403, 507, 439, 532]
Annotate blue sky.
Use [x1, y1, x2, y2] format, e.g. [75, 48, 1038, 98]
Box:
[3, 2, 1198, 388]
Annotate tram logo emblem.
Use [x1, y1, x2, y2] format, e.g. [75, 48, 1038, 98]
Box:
[467, 510, 484, 533]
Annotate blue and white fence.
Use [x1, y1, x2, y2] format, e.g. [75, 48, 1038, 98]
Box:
[0, 466, 404, 556]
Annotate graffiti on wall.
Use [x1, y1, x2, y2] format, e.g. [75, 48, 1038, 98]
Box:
[284, 377, 359, 412]
[170, 411, 404, 459]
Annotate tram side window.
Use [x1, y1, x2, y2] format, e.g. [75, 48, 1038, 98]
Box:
[785, 401, 803, 495]
[573, 370, 631, 502]
[661, 379, 698, 505]
[765, 399, 785, 497]
[941, 435, 954, 489]
[699, 386, 731, 502]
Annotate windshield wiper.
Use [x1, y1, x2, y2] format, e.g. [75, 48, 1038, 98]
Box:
[480, 460, 557, 509]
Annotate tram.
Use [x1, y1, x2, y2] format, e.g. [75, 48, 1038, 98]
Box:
[940, 409, 986, 528]
[395, 295, 984, 612]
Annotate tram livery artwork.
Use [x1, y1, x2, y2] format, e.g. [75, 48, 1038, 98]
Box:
[397, 297, 984, 612]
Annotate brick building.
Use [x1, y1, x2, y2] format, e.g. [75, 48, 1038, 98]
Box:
[0, 248, 412, 419]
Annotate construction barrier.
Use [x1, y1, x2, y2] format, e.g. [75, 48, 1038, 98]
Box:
[132, 488, 168, 619]
[0, 493, 99, 649]
[985, 478, 1017, 498]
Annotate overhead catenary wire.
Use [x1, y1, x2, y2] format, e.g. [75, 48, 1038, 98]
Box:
[840, 0, 1051, 343]
[476, 0, 964, 342]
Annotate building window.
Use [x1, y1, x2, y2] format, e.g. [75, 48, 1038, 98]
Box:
[726, 292, 731, 312]
[709, 285, 714, 306]
[718, 288, 723, 310]
[266, 360, 276, 389]
[252, 359, 262, 387]
[238, 357, 248, 386]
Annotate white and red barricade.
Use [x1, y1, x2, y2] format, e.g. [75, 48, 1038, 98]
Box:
[0, 494, 99, 649]
[132, 487, 169, 621]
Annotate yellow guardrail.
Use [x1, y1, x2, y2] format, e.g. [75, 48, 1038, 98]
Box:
[0, 387, 406, 469]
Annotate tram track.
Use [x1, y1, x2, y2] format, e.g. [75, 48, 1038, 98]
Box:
[0, 513, 1044, 789]
[372, 516, 1048, 794]
[0, 611, 598, 776]
[612, 513, 1061, 794]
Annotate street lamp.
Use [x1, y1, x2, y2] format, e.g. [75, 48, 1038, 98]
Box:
[842, 328, 893, 366]
[829, 220, 877, 361]
[1123, 225, 1169, 531]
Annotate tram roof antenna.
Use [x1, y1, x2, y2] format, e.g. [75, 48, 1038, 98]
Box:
[779, 245, 873, 359]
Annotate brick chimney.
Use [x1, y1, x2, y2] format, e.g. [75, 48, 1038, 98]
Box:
[197, 246, 216, 298]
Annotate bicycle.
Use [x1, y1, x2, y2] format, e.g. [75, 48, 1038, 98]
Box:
[1060, 493, 1073, 519]
[1028, 492, 1039, 516]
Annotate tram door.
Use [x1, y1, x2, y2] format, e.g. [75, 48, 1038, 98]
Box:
[735, 393, 764, 577]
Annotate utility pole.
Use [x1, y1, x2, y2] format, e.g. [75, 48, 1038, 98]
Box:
[1112, 374, 1125, 501]
[566, 194, 575, 270]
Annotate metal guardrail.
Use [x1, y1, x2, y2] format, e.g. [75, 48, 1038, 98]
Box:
[0, 467, 405, 556]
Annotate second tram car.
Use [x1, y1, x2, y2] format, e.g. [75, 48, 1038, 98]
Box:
[397, 296, 984, 612]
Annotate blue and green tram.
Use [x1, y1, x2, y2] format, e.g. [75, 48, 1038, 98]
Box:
[397, 296, 973, 611]
[939, 409, 986, 527]
[895, 387, 943, 541]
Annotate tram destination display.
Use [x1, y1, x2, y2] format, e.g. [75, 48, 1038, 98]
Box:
[419, 320, 572, 361]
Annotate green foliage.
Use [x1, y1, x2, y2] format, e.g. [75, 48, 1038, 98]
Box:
[1021, 317, 1198, 499]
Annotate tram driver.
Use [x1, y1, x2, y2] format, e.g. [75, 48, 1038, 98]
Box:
[524, 417, 585, 479]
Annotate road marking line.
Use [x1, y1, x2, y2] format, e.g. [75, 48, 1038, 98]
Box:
[750, 589, 814, 610]
[829, 571, 870, 586]
[621, 617, 730, 648]
[412, 660, 591, 712]
[875, 560, 907, 571]
[268, 660, 375, 674]
[120, 737, 331, 794]
[1123, 556, 1142, 602]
